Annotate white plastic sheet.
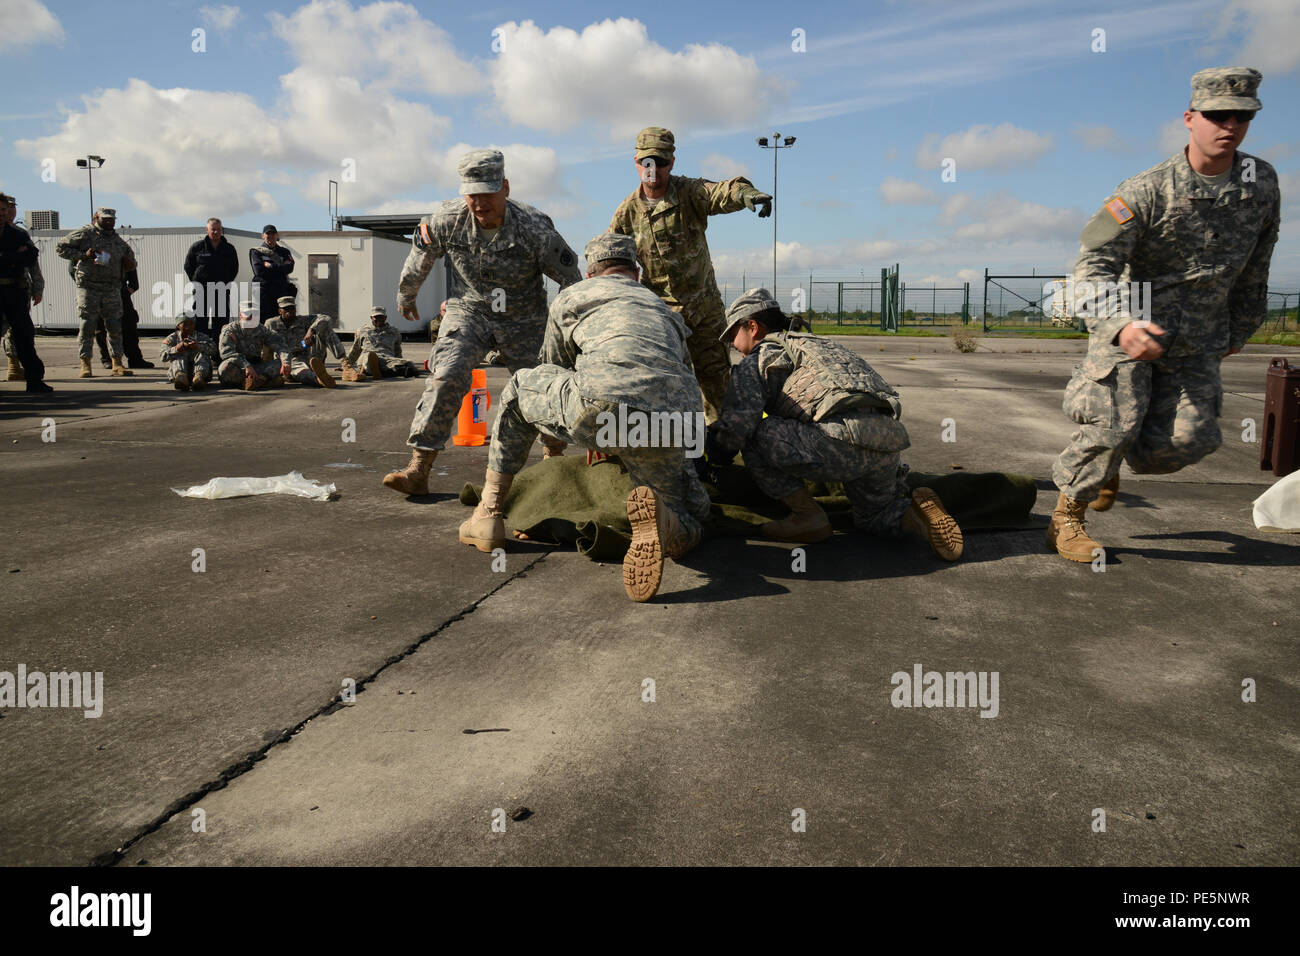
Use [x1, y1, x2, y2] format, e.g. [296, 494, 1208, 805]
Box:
[1252, 470, 1300, 533]
[171, 470, 338, 501]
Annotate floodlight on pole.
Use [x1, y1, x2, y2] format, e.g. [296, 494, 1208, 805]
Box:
[76, 155, 106, 219]
[755, 131, 795, 296]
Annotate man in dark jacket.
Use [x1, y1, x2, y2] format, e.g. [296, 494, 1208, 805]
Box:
[183, 217, 239, 339]
[250, 224, 296, 320]
[0, 191, 51, 393]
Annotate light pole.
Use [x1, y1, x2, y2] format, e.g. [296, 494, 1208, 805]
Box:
[756, 132, 795, 296]
[76, 155, 106, 218]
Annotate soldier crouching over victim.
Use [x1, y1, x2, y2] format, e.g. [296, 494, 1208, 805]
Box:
[705, 289, 963, 561]
[459, 233, 712, 603]
[267, 295, 345, 388]
[218, 300, 285, 391]
[159, 316, 216, 391]
[1048, 66, 1281, 563]
[345, 306, 415, 379]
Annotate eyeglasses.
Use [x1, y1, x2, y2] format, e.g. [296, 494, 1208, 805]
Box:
[1201, 110, 1254, 125]
[642, 157, 671, 168]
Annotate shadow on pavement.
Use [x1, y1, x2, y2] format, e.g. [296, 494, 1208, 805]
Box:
[1113, 530, 1300, 566]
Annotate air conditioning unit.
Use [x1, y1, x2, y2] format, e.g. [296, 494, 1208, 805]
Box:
[27, 210, 59, 230]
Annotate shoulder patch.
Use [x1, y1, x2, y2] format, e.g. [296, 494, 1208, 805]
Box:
[1104, 196, 1134, 224]
[418, 222, 432, 247]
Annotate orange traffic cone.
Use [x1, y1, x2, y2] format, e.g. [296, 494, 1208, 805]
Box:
[453, 368, 490, 446]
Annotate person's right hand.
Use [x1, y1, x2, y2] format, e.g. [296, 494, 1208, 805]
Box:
[1118, 321, 1167, 361]
[401, 303, 420, 324]
[280, 362, 292, 377]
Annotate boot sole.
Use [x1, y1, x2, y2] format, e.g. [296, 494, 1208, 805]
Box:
[624, 486, 665, 602]
[1047, 535, 1100, 563]
[911, 489, 963, 561]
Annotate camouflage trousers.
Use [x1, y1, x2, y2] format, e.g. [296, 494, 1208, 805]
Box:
[361, 351, 414, 377]
[1053, 353, 1223, 501]
[677, 300, 730, 424]
[76, 284, 123, 359]
[743, 417, 913, 538]
[283, 334, 344, 384]
[489, 364, 712, 539]
[407, 308, 545, 451]
[167, 354, 213, 383]
[2, 328, 14, 358]
[218, 357, 283, 388]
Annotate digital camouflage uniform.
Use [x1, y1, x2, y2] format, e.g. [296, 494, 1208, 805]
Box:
[217, 321, 285, 387]
[489, 272, 711, 541]
[56, 214, 136, 360]
[399, 196, 582, 450]
[267, 312, 345, 384]
[159, 328, 217, 383]
[347, 323, 412, 376]
[2, 257, 42, 360]
[710, 332, 915, 537]
[1052, 147, 1281, 500]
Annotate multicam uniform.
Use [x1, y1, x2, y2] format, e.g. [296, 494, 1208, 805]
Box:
[217, 322, 285, 387]
[1052, 148, 1281, 500]
[266, 312, 345, 384]
[56, 220, 136, 360]
[399, 198, 582, 451]
[709, 333, 915, 537]
[346, 323, 411, 376]
[159, 329, 217, 383]
[609, 174, 761, 419]
[490, 273, 711, 542]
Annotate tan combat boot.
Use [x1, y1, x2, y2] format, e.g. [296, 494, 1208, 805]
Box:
[6, 357, 22, 381]
[382, 448, 437, 496]
[624, 486, 699, 602]
[111, 356, 133, 377]
[339, 359, 364, 382]
[79, 357, 93, 378]
[1047, 492, 1103, 563]
[762, 488, 833, 543]
[191, 371, 208, 391]
[1090, 474, 1120, 512]
[901, 487, 964, 561]
[173, 371, 191, 391]
[243, 368, 264, 391]
[309, 356, 336, 388]
[459, 470, 514, 552]
[365, 352, 381, 380]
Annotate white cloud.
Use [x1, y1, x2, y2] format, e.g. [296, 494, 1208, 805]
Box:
[1071, 124, 1129, 152]
[699, 153, 751, 181]
[199, 5, 241, 32]
[487, 18, 773, 140]
[947, 193, 1080, 242]
[1158, 117, 1188, 155]
[0, 0, 63, 49]
[1213, 0, 1300, 73]
[878, 176, 940, 205]
[915, 123, 1053, 172]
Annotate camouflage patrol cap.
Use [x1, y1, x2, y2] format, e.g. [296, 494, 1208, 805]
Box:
[276, 295, 296, 308]
[95, 206, 116, 219]
[583, 233, 638, 268]
[720, 288, 784, 341]
[635, 127, 675, 161]
[458, 149, 505, 195]
[239, 300, 257, 315]
[175, 316, 194, 328]
[369, 306, 387, 318]
[1190, 67, 1263, 112]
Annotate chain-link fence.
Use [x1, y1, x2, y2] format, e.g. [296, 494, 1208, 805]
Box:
[981, 270, 1079, 332]
[1263, 291, 1297, 333]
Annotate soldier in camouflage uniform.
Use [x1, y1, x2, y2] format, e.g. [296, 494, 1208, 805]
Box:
[707, 289, 963, 560]
[218, 300, 286, 391]
[159, 316, 217, 391]
[1048, 67, 1282, 562]
[460, 234, 711, 602]
[2, 194, 45, 384]
[57, 207, 138, 378]
[382, 149, 584, 496]
[609, 127, 773, 422]
[347, 306, 415, 378]
[266, 296, 345, 388]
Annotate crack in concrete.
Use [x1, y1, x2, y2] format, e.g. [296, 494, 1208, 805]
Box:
[92, 548, 553, 868]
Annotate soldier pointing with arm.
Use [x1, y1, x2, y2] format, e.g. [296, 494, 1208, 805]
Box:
[1048, 67, 1281, 562]
[382, 149, 584, 497]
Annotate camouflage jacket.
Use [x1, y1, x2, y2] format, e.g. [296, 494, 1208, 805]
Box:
[609, 175, 756, 321]
[159, 329, 217, 363]
[267, 313, 343, 362]
[346, 324, 403, 364]
[397, 198, 582, 319]
[26, 257, 44, 297]
[56, 224, 136, 287]
[1073, 148, 1280, 371]
[218, 322, 283, 368]
[542, 274, 702, 416]
[712, 336, 910, 454]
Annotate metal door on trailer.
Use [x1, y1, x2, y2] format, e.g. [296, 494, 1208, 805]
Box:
[308, 254, 340, 323]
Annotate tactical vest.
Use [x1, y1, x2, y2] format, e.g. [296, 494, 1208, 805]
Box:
[771, 333, 902, 422]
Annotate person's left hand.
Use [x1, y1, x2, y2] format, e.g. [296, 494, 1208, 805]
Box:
[30, 294, 41, 305]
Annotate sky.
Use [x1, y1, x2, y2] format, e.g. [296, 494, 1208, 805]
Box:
[1, 0, 1297, 304]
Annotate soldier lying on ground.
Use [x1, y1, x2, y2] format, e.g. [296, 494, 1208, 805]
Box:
[160, 316, 216, 391]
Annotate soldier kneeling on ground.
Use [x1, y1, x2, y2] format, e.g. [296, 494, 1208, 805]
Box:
[160, 316, 216, 391]
[345, 306, 415, 380]
[706, 288, 963, 561]
[266, 295, 345, 388]
[218, 300, 285, 391]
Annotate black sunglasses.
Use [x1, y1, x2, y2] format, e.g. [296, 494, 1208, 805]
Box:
[641, 157, 671, 168]
[1201, 110, 1254, 124]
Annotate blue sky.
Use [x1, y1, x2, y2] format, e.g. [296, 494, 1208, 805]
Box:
[2, 0, 1296, 298]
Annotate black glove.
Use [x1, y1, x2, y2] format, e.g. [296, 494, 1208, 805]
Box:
[743, 189, 773, 218]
